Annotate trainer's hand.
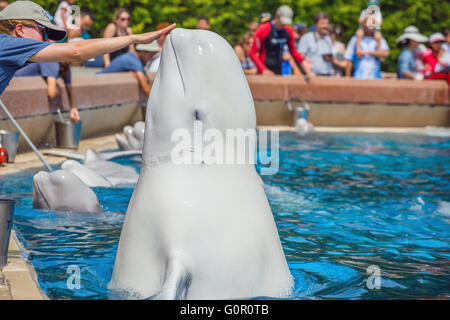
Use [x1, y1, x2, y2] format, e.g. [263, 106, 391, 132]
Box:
[70, 108, 81, 123]
[133, 23, 176, 44]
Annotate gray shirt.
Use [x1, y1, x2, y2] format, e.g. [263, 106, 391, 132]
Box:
[297, 31, 333, 75]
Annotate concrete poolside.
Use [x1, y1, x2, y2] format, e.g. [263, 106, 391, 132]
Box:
[0, 231, 47, 300]
[0, 134, 119, 176]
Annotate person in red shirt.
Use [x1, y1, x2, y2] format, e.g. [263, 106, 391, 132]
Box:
[249, 5, 314, 78]
[422, 33, 446, 76]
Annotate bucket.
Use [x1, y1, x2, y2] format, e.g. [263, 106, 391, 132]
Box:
[55, 120, 82, 149]
[293, 107, 309, 124]
[0, 199, 14, 270]
[0, 130, 19, 163]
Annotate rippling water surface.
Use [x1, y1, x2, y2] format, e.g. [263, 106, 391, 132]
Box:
[1, 132, 449, 299]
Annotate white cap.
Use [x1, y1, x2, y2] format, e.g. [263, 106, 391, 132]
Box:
[277, 5, 293, 25]
[429, 32, 445, 44]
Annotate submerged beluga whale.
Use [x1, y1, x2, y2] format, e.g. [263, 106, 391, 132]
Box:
[33, 170, 102, 213]
[44, 149, 140, 187]
[109, 28, 293, 299]
[115, 121, 145, 151]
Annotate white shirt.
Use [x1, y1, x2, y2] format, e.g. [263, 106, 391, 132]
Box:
[298, 31, 333, 75]
[344, 35, 389, 79]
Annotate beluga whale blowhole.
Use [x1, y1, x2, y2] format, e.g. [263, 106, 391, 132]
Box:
[109, 28, 293, 300]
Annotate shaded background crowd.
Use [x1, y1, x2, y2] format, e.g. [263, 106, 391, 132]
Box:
[0, 0, 449, 109]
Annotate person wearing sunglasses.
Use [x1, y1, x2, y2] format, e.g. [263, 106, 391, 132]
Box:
[103, 8, 134, 68]
[0, 1, 175, 121]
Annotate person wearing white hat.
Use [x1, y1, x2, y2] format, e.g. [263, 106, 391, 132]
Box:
[396, 26, 428, 80]
[0, 0, 175, 120]
[98, 41, 160, 97]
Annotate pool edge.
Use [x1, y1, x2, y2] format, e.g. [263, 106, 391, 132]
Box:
[0, 231, 48, 300]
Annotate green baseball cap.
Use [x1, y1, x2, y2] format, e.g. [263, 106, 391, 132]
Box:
[367, 0, 381, 6]
[0, 1, 67, 41]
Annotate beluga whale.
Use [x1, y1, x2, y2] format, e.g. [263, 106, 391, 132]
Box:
[115, 121, 146, 151]
[109, 28, 293, 299]
[54, 149, 140, 188]
[33, 170, 102, 213]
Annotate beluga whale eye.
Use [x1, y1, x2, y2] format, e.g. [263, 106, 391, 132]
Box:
[193, 109, 203, 121]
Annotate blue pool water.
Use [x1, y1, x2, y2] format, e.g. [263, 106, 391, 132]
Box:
[1, 132, 449, 299]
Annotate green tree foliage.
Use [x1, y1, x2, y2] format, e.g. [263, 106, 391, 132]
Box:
[35, 0, 448, 72]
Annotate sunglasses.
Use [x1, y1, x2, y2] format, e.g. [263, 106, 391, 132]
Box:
[24, 24, 48, 41]
[120, 17, 131, 22]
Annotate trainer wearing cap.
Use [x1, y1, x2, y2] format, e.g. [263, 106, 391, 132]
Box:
[99, 41, 159, 97]
[0, 1, 175, 121]
[250, 5, 314, 78]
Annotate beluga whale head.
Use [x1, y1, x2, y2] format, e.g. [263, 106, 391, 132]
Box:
[33, 170, 102, 213]
[143, 28, 257, 166]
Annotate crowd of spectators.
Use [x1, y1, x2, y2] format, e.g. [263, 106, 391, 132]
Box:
[1, 0, 449, 124]
[235, 2, 449, 83]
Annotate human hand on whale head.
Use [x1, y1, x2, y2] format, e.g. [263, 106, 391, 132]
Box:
[30, 23, 176, 64]
[132, 24, 177, 45]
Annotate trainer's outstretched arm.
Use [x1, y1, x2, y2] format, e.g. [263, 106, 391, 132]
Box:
[30, 24, 176, 64]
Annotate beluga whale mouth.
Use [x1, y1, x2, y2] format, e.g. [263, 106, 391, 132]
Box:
[168, 32, 186, 94]
[109, 28, 293, 300]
